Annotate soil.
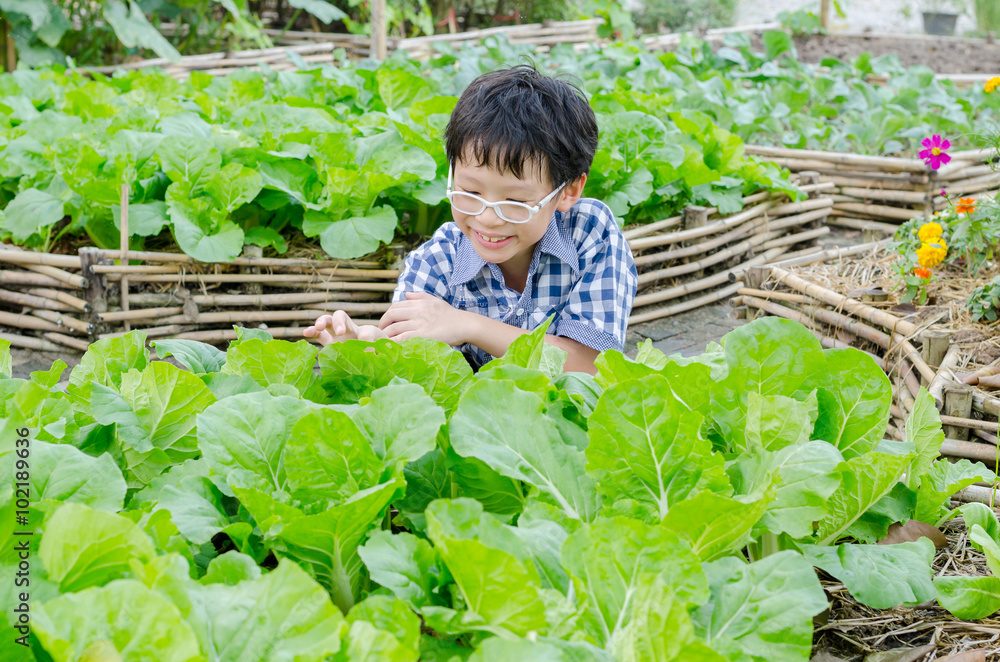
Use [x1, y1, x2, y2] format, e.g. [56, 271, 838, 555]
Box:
[791, 33, 1000, 74]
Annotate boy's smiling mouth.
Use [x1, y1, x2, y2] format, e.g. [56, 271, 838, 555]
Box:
[473, 229, 514, 248]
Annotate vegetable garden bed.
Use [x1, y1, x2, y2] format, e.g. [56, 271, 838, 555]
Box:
[3, 309, 1000, 661]
[733, 254, 1000, 481]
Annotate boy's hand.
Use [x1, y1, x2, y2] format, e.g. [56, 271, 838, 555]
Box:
[303, 311, 388, 346]
[379, 292, 471, 346]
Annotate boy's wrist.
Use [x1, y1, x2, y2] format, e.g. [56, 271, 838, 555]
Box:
[456, 310, 484, 347]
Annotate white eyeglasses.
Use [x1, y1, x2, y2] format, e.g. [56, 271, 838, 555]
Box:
[445, 164, 566, 224]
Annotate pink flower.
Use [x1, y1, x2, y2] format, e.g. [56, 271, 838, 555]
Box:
[919, 135, 951, 170]
[941, 188, 947, 196]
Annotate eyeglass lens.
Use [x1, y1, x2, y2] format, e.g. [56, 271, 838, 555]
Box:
[450, 193, 532, 222]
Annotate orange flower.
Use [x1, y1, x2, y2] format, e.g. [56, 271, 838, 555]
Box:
[914, 267, 932, 279]
[956, 197, 977, 214]
[986, 77, 1000, 93]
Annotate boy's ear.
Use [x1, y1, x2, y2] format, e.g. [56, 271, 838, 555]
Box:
[555, 174, 587, 212]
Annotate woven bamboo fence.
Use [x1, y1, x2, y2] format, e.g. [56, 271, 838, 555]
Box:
[0, 244, 398, 352]
[85, 19, 604, 79]
[1, 179, 834, 351]
[732, 260, 1000, 491]
[744, 146, 1000, 232]
[624, 176, 836, 325]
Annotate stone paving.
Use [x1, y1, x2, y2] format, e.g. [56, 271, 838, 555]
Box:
[624, 303, 742, 359]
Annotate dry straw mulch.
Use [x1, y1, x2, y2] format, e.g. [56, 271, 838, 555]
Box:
[814, 517, 1000, 662]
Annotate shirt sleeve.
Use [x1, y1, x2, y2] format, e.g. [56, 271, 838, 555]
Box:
[392, 225, 458, 305]
[551, 213, 638, 353]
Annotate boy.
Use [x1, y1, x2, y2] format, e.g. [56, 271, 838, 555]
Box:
[304, 63, 637, 375]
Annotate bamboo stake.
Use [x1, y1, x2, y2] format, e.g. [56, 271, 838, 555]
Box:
[0, 249, 81, 269]
[91, 265, 181, 274]
[188, 292, 342, 307]
[928, 345, 961, 410]
[30, 309, 91, 335]
[960, 356, 1000, 385]
[943, 444, 1000, 466]
[768, 265, 919, 338]
[166, 324, 380, 343]
[119, 183, 130, 333]
[157, 307, 388, 326]
[922, 330, 950, 368]
[0, 288, 75, 312]
[760, 226, 829, 250]
[973, 391, 1000, 418]
[940, 415, 1000, 432]
[98, 307, 185, 323]
[102, 274, 397, 290]
[825, 217, 899, 234]
[629, 281, 745, 325]
[744, 145, 928, 173]
[838, 186, 930, 205]
[767, 239, 891, 268]
[975, 374, 1000, 388]
[736, 288, 819, 305]
[943, 384, 975, 440]
[313, 301, 393, 314]
[0, 271, 65, 288]
[313, 268, 401, 279]
[0, 331, 64, 352]
[97, 249, 381, 269]
[823, 173, 928, 191]
[41, 332, 91, 352]
[99, 324, 196, 340]
[17, 263, 88, 289]
[773, 245, 824, 263]
[832, 202, 919, 221]
[621, 216, 682, 241]
[0, 310, 65, 333]
[26, 288, 90, 313]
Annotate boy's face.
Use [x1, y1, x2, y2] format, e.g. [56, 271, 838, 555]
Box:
[450, 154, 563, 270]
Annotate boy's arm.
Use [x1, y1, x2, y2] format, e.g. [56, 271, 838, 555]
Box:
[462, 315, 600, 374]
[380, 292, 600, 373]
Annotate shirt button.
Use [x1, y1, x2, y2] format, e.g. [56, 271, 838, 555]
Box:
[516, 308, 524, 316]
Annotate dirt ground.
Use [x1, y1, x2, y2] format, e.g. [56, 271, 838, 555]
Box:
[791, 33, 1000, 74]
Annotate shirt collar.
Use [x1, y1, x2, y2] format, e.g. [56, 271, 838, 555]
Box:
[451, 210, 580, 286]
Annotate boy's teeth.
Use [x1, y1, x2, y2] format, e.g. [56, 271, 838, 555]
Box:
[480, 232, 506, 243]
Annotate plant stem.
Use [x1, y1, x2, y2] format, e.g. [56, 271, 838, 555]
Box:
[275, 8, 303, 42]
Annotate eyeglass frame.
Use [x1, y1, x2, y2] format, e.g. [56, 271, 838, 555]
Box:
[445, 163, 567, 224]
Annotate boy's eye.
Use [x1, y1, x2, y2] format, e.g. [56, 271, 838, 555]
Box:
[509, 200, 527, 204]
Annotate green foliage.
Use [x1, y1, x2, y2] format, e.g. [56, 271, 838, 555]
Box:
[967, 275, 1000, 322]
[0, 37, 801, 259]
[633, 0, 737, 35]
[777, 9, 825, 36]
[2, 318, 996, 659]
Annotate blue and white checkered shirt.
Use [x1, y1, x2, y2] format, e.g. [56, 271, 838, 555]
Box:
[392, 198, 638, 370]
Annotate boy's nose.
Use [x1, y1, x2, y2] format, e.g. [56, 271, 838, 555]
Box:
[475, 207, 505, 226]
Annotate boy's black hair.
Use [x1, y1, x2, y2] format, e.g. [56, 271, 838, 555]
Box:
[444, 62, 598, 189]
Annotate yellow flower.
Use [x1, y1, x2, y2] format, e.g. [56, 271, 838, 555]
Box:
[986, 76, 1000, 93]
[917, 222, 943, 242]
[917, 240, 948, 268]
